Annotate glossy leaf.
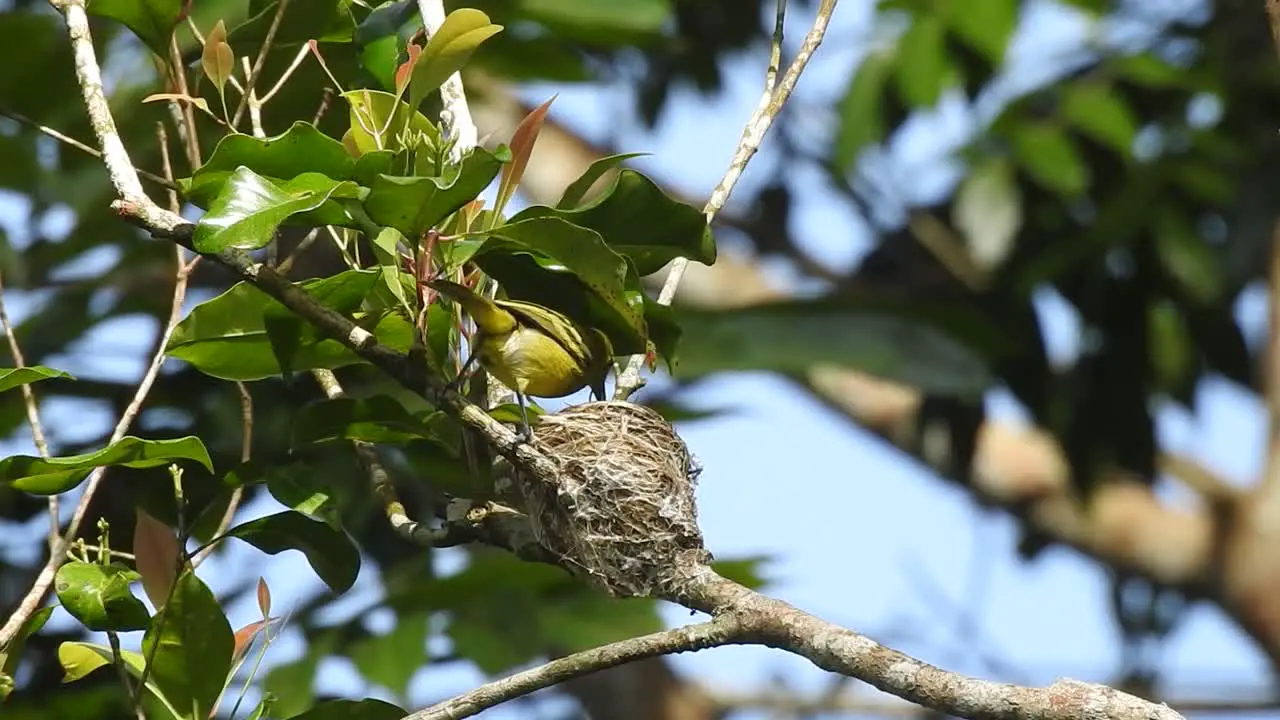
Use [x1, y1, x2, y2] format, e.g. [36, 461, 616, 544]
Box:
[671, 300, 1001, 397]
[288, 699, 405, 720]
[292, 395, 445, 447]
[142, 571, 234, 720]
[226, 511, 360, 593]
[87, 0, 185, 57]
[1010, 123, 1088, 196]
[0, 436, 213, 495]
[193, 168, 362, 252]
[54, 562, 149, 632]
[512, 169, 714, 275]
[0, 366, 73, 392]
[1061, 81, 1138, 155]
[224, 461, 341, 526]
[133, 508, 183, 610]
[952, 156, 1022, 272]
[835, 49, 895, 167]
[166, 271, 415, 381]
[557, 152, 648, 210]
[181, 122, 357, 207]
[895, 14, 947, 107]
[362, 146, 503, 236]
[409, 9, 503, 108]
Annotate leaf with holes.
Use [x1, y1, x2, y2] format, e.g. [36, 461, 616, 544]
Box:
[54, 562, 150, 632]
[0, 436, 212, 495]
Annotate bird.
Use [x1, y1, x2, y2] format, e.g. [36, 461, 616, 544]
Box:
[427, 278, 613, 438]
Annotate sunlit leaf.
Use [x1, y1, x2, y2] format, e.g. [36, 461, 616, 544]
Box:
[557, 152, 648, 210]
[496, 96, 555, 215]
[181, 122, 358, 207]
[201, 20, 234, 96]
[0, 436, 213, 495]
[1061, 81, 1138, 155]
[343, 89, 441, 156]
[192, 168, 363, 252]
[409, 9, 503, 108]
[1009, 123, 1088, 196]
[952, 156, 1022, 272]
[895, 14, 947, 107]
[361, 146, 503, 236]
[54, 562, 149, 632]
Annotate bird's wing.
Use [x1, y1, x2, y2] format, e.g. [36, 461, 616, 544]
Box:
[498, 300, 594, 370]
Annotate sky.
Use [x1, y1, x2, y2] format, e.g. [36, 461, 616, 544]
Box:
[0, 0, 1274, 718]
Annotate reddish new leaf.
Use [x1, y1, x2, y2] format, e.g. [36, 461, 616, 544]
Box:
[395, 44, 422, 96]
[256, 576, 271, 619]
[133, 509, 182, 609]
[231, 618, 274, 666]
[202, 20, 234, 95]
[495, 96, 555, 217]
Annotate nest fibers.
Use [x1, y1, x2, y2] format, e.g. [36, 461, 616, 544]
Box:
[517, 401, 712, 598]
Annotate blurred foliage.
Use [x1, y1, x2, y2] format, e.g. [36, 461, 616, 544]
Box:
[0, 0, 1274, 715]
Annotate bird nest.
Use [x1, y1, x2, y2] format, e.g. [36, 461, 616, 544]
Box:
[516, 401, 712, 598]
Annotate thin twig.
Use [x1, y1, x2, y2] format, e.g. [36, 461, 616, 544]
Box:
[404, 618, 740, 720]
[417, 0, 478, 160]
[107, 630, 144, 720]
[231, 0, 289, 129]
[167, 33, 202, 169]
[614, 0, 836, 399]
[276, 227, 321, 276]
[193, 383, 251, 566]
[0, 108, 177, 189]
[260, 44, 311, 106]
[0, 266, 56, 545]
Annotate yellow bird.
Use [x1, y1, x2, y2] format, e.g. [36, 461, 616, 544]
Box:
[427, 279, 613, 437]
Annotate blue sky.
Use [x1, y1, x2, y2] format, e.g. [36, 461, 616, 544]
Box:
[1, 0, 1273, 717]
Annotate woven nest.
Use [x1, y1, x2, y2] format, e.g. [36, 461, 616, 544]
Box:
[517, 401, 712, 598]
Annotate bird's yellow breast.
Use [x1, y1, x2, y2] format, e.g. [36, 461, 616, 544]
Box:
[477, 327, 589, 398]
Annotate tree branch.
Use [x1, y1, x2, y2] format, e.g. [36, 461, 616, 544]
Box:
[615, 0, 837, 399]
[403, 618, 741, 720]
[47, 2, 1184, 718]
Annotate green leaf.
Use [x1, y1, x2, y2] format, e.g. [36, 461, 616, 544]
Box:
[193, 169, 362, 253]
[0, 366, 73, 392]
[370, 227, 414, 315]
[644, 293, 681, 369]
[58, 641, 177, 716]
[671, 299, 1001, 397]
[1060, 81, 1138, 155]
[0, 436, 213, 495]
[362, 146, 504, 236]
[835, 49, 895, 168]
[355, 0, 416, 45]
[895, 15, 947, 107]
[1155, 205, 1222, 304]
[343, 89, 441, 156]
[288, 699, 405, 720]
[348, 612, 428, 697]
[466, 217, 646, 353]
[166, 271, 414, 381]
[712, 557, 771, 589]
[513, 169, 714, 276]
[87, 0, 184, 57]
[181, 122, 357, 208]
[517, 0, 670, 44]
[1149, 300, 1194, 397]
[224, 460, 341, 525]
[409, 9, 504, 108]
[142, 571, 234, 720]
[558, 152, 648, 209]
[946, 0, 1017, 63]
[1009, 123, 1088, 196]
[226, 511, 360, 594]
[952, 156, 1022, 272]
[292, 395, 446, 447]
[1110, 53, 1184, 88]
[54, 562, 150, 632]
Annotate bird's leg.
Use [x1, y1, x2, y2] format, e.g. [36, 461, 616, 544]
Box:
[447, 347, 480, 393]
[515, 391, 533, 443]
